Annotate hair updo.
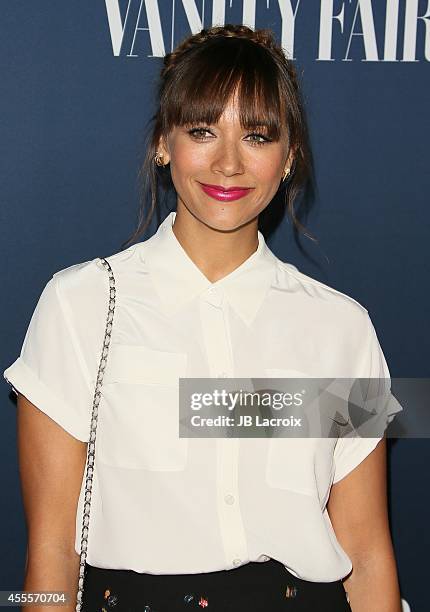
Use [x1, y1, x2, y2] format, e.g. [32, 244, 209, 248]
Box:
[122, 24, 316, 248]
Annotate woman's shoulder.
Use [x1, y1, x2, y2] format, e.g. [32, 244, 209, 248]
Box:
[275, 258, 369, 315]
[51, 242, 140, 299]
[32, 244, 141, 360]
[273, 258, 373, 341]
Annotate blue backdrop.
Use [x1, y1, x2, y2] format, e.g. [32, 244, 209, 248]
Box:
[1, 3, 429, 610]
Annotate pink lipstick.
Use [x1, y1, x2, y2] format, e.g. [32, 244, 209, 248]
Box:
[199, 182, 253, 202]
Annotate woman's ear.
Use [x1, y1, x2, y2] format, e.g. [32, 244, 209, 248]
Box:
[285, 145, 298, 175]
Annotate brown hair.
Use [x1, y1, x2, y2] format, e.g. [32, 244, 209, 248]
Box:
[121, 24, 316, 249]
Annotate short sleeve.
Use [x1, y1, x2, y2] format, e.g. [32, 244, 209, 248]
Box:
[332, 311, 402, 484]
[3, 274, 93, 442]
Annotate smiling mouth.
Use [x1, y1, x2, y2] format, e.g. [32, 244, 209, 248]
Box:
[199, 182, 253, 192]
[198, 182, 254, 202]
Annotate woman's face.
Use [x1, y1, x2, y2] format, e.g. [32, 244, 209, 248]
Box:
[158, 93, 293, 232]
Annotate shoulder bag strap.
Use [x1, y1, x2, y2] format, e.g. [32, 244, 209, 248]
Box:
[75, 257, 116, 612]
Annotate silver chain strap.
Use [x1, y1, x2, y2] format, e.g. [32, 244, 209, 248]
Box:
[75, 257, 116, 612]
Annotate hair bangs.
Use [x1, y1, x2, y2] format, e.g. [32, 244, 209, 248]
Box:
[161, 37, 285, 141]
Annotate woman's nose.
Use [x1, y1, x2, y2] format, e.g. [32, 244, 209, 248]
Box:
[211, 142, 245, 176]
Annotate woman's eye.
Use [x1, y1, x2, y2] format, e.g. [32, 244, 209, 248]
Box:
[187, 127, 212, 139]
[187, 128, 271, 146]
[246, 133, 271, 146]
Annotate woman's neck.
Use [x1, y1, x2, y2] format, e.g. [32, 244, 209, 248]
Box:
[172, 204, 259, 283]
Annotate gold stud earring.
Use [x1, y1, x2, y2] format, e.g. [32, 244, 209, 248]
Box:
[155, 151, 165, 167]
[282, 167, 291, 182]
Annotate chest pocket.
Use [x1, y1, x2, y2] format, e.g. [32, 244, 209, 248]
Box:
[97, 344, 188, 471]
[263, 368, 335, 500]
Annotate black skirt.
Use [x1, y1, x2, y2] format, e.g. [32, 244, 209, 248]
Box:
[81, 559, 352, 611]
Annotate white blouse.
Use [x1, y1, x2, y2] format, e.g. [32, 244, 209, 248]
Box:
[4, 211, 401, 581]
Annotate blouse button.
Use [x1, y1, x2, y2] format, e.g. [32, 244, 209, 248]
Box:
[232, 558, 242, 567]
[205, 287, 223, 307]
[217, 371, 228, 378]
[224, 494, 235, 505]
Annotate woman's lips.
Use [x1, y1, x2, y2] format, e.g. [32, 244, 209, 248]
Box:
[199, 182, 253, 202]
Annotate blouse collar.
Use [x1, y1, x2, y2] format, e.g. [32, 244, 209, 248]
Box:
[140, 211, 279, 327]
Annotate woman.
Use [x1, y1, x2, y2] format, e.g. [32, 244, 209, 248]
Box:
[4, 24, 402, 612]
